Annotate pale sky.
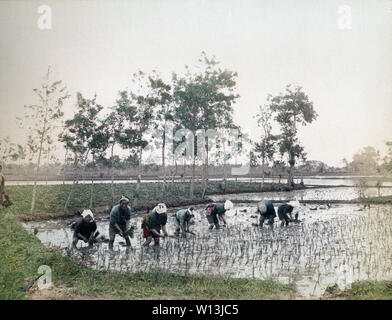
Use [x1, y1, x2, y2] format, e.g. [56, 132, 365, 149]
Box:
[0, 0, 391, 166]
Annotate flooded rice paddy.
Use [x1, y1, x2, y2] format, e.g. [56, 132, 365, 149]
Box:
[210, 186, 392, 202]
[22, 186, 392, 298]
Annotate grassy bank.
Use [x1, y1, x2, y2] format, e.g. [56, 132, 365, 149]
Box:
[5, 181, 392, 221]
[336, 282, 392, 300]
[359, 195, 392, 205]
[0, 206, 295, 300]
[5, 181, 295, 220]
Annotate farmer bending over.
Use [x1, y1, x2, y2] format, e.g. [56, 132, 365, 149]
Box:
[109, 196, 132, 250]
[257, 200, 277, 228]
[205, 200, 233, 229]
[72, 210, 99, 248]
[174, 207, 195, 236]
[142, 203, 168, 246]
[278, 200, 301, 227]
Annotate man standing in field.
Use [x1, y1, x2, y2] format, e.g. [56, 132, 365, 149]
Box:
[278, 200, 301, 226]
[174, 207, 195, 236]
[72, 209, 99, 248]
[142, 203, 168, 246]
[109, 196, 132, 250]
[257, 200, 277, 228]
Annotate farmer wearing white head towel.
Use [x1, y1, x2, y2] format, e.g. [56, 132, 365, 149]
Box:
[278, 200, 301, 226]
[174, 207, 195, 236]
[257, 200, 277, 228]
[72, 209, 98, 248]
[142, 203, 168, 246]
[109, 196, 132, 250]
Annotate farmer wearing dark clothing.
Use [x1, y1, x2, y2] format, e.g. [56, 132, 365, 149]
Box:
[109, 196, 132, 250]
[257, 200, 277, 228]
[142, 203, 168, 246]
[205, 200, 234, 229]
[278, 204, 293, 226]
[278, 200, 300, 226]
[205, 204, 219, 229]
[72, 210, 98, 248]
[174, 207, 195, 235]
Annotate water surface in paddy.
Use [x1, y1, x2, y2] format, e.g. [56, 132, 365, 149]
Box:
[210, 186, 392, 202]
[22, 187, 392, 298]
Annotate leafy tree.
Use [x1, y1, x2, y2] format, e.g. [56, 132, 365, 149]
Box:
[298, 160, 329, 174]
[350, 146, 380, 174]
[254, 105, 277, 185]
[381, 141, 392, 174]
[0, 137, 25, 207]
[341, 158, 350, 172]
[60, 92, 106, 209]
[102, 111, 122, 203]
[172, 69, 204, 197]
[87, 116, 110, 207]
[19, 67, 70, 213]
[115, 71, 155, 205]
[173, 52, 239, 198]
[149, 71, 173, 195]
[209, 128, 240, 192]
[268, 85, 318, 187]
[272, 159, 286, 183]
[0, 136, 25, 164]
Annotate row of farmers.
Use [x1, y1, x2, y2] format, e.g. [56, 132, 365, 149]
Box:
[71, 197, 302, 249]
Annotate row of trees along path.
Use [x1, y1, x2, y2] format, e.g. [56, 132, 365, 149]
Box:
[3, 53, 324, 213]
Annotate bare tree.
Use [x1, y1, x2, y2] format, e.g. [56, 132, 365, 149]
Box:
[19, 67, 70, 213]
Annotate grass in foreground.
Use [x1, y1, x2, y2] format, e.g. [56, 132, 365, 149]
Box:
[340, 281, 392, 300]
[360, 195, 392, 205]
[0, 206, 295, 300]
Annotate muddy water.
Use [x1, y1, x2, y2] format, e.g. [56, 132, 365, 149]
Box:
[210, 186, 392, 202]
[22, 189, 392, 298]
